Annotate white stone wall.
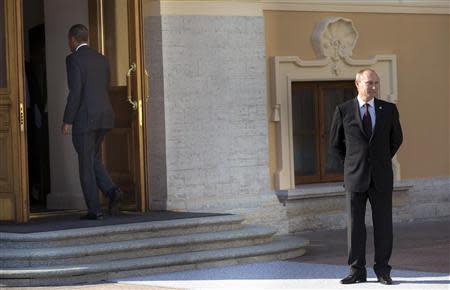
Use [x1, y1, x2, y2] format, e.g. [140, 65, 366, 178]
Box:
[145, 16, 168, 210]
[144, 15, 289, 231]
[395, 177, 450, 221]
[162, 15, 268, 209]
[286, 177, 450, 233]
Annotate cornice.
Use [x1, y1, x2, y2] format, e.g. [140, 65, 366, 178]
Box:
[262, 0, 450, 15]
[143, 1, 263, 16]
[143, 0, 450, 16]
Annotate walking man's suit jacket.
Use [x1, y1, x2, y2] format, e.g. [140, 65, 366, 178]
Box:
[63, 45, 114, 133]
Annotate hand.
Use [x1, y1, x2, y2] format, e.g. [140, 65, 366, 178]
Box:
[61, 123, 72, 135]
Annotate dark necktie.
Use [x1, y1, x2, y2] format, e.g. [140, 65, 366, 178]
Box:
[363, 103, 372, 137]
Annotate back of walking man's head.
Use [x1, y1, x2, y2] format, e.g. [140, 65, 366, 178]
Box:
[68, 24, 89, 52]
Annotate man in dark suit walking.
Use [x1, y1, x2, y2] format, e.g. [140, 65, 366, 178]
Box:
[330, 68, 403, 285]
[62, 24, 123, 220]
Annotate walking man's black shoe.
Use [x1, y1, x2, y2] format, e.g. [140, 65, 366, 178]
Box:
[109, 188, 123, 215]
[377, 274, 393, 285]
[80, 213, 104, 220]
[340, 270, 367, 284]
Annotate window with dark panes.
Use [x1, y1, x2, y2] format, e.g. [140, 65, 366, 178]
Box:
[292, 81, 356, 184]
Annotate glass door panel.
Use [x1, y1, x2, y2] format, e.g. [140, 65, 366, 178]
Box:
[292, 83, 320, 183]
[103, 0, 129, 87]
[320, 84, 356, 178]
[0, 0, 7, 88]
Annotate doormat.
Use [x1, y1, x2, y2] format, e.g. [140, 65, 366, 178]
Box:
[0, 211, 229, 233]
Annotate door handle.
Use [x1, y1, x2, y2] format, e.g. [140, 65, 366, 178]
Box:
[126, 63, 137, 110]
[19, 102, 25, 132]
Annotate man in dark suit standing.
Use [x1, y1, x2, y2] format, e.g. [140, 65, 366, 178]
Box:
[330, 68, 403, 285]
[62, 24, 123, 220]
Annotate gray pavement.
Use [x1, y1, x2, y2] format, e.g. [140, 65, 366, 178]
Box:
[293, 217, 450, 274]
[5, 217, 449, 290]
[115, 261, 449, 290]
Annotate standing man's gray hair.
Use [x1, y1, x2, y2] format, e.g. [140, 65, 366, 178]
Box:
[68, 24, 89, 42]
[355, 68, 377, 82]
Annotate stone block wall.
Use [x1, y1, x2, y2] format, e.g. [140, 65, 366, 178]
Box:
[394, 177, 449, 221]
[286, 177, 449, 233]
[145, 16, 168, 210]
[144, 15, 289, 231]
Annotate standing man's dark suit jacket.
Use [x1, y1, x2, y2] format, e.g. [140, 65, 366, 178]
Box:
[63, 45, 114, 133]
[329, 98, 403, 192]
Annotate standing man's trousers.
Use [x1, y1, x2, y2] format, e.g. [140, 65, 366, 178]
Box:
[348, 182, 393, 276]
[72, 129, 116, 215]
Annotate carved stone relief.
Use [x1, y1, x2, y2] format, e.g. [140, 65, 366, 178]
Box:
[311, 17, 359, 75]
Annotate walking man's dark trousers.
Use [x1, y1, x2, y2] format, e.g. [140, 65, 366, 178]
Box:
[63, 45, 118, 217]
[330, 97, 403, 279]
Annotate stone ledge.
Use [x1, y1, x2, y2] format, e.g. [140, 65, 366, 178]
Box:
[277, 181, 414, 204]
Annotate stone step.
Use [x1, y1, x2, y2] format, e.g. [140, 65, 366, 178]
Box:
[1, 225, 276, 268]
[0, 235, 309, 287]
[0, 214, 244, 249]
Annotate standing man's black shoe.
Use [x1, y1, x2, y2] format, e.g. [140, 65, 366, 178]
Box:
[109, 188, 123, 215]
[340, 270, 367, 284]
[80, 213, 103, 220]
[377, 274, 393, 285]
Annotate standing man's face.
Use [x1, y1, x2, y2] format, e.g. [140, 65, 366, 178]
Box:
[356, 70, 380, 102]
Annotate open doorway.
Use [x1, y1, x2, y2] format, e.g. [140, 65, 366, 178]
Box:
[23, 0, 50, 213]
[21, 0, 148, 217]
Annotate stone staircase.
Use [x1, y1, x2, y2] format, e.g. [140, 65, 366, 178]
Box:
[0, 214, 308, 287]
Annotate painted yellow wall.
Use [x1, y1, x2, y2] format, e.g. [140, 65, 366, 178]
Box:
[264, 11, 450, 182]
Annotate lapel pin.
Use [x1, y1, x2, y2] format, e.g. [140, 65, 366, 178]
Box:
[379, 106, 382, 109]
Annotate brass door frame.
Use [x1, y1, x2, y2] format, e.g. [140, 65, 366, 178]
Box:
[1, 0, 28, 222]
[88, 0, 148, 212]
[129, 0, 148, 212]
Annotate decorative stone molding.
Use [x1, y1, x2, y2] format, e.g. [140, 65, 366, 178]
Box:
[143, 0, 450, 16]
[277, 181, 413, 205]
[143, 0, 263, 16]
[261, 0, 450, 15]
[271, 17, 400, 190]
[311, 17, 359, 75]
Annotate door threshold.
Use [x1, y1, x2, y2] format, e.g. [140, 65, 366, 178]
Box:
[30, 205, 137, 220]
[30, 209, 84, 220]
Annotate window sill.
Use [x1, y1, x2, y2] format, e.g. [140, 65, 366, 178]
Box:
[276, 181, 413, 204]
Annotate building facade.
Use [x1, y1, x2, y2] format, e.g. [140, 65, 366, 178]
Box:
[0, 0, 448, 229]
[141, 1, 449, 233]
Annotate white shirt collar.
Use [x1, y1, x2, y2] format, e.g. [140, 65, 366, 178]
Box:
[357, 96, 375, 108]
[75, 43, 88, 51]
